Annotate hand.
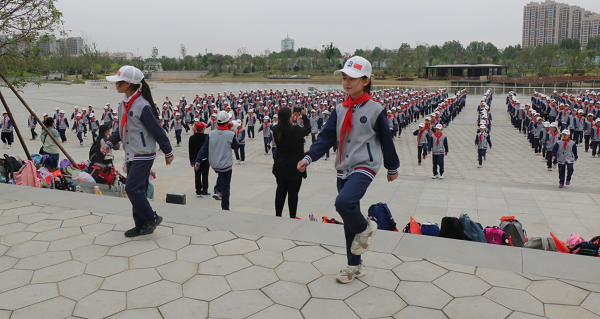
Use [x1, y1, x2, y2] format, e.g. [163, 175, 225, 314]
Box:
[445, 153, 448, 156]
[100, 145, 109, 154]
[552, 156, 556, 161]
[297, 160, 308, 172]
[194, 163, 199, 171]
[166, 156, 174, 165]
[387, 172, 399, 182]
[190, 162, 194, 167]
[301, 107, 307, 116]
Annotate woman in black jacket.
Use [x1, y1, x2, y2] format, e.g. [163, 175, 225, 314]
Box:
[272, 107, 311, 218]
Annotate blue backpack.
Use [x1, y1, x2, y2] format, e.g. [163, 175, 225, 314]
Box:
[459, 213, 486, 243]
[368, 203, 396, 231]
[421, 223, 440, 236]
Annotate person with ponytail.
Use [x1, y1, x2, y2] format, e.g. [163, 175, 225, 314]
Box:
[297, 57, 400, 284]
[102, 66, 173, 238]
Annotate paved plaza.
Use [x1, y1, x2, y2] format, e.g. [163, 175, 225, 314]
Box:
[1, 84, 600, 318]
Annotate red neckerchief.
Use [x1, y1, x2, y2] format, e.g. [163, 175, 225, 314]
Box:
[434, 132, 443, 148]
[217, 125, 229, 131]
[237, 127, 241, 137]
[596, 126, 600, 137]
[340, 92, 371, 163]
[212, 119, 217, 128]
[479, 133, 483, 145]
[563, 138, 571, 150]
[30, 115, 34, 122]
[418, 129, 425, 144]
[120, 90, 142, 139]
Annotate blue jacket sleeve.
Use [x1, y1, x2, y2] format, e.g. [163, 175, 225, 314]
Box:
[552, 142, 559, 157]
[487, 135, 492, 148]
[140, 105, 173, 158]
[374, 110, 400, 174]
[195, 134, 210, 164]
[231, 135, 240, 150]
[444, 137, 449, 153]
[303, 108, 338, 164]
[106, 127, 121, 149]
[240, 130, 245, 141]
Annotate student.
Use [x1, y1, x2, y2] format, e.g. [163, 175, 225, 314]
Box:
[102, 105, 113, 127]
[189, 122, 210, 197]
[552, 129, 577, 188]
[53, 107, 61, 122]
[40, 117, 60, 168]
[309, 110, 319, 143]
[545, 122, 560, 170]
[102, 65, 174, 237]
[171, 112, 184, 147]
[27, 111, 38, 140]
[258, 117, 272, 155]
[475, 124, 492, 167]
[234, 120, 246, 164]
[71, 113, 86, 147]
[91, 124, 119, 165]
[571, 109, 585, 144]
[297, 56, 400, 284]
[89, 113, 100, 144]
[1, 112, 13, 149]
[194, 111, 239, 210]
[412, 123, 429, 166]
[57, 110, 69, 142]
[590, 119, 600, 158]
[429, 124, 448, 179]
[584, 113, 595, 152]
[533, 117, 544, 155]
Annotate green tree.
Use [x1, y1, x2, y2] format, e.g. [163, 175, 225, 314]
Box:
[322, 42, 338, 71]
[531, 43, 557, 76]
[441, 40, 464, 64]
[413, 45, 428, 77]
[586, 37, 600, 57]
[151, 47, 158, 60]
[428, 45, 442, 59]
[559, 38, 581, 51]
[208, 54, 225, 74]
[179, 44, 187, 59]
[465, 41, 485, 63]
[371, 47, 383, 69]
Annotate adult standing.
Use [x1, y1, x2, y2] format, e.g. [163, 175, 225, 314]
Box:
[102, 65, 174, 237]
[272, 107, 311, 218]
[189, 122, 210, 197]
[40, 117, 60, 169]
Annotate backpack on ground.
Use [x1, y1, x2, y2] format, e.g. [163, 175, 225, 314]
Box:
[459, 213, 486, 243]
[421, 223, 440, 237]
[89, 138, 104, 164]
[321, 216, 343, 224]
[499, 218, 527, 247]
[566, 234, 585, 249]
[439, 217, 471, 240]
[368, 203, 396, 231]
[3, 154, 22, 180]
[525, 235, 557, 251]
[485, 227, 507, 245]
[15, 161, 41, 188]
[87, 163, 115, 185]
[569, 241, 600, 257]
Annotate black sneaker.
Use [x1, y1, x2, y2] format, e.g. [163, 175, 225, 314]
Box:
[124, 226, 141, 237]
[139, 213, 163, 236]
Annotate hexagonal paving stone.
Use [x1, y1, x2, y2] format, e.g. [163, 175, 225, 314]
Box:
[225, 266, 279, 291]
[73, 290, 126, 319]
[209, 290, 273, 319]
[0, 244, 7, 255]
[0, 201, 32, 211]
[396, 281, 453, 309]
[0, 215, 18, 226]
[393, 306, 448, 319]
[48, 234, 95, 251]
[443, 296, 511, 319]
[130, 248, 176, 268]
[172, 224, 208, 237]
[247, 304, 303, 319]
[107, 308, 163, 319]
[430, 261, 476, 274]
[58, 274, 103, 300]
[346, 287, 407, 318]
[476, 268, 532, 290]
[312, 253, 349, 275]
[198, 255, 252, 276]
[582, 292, 600, 316]
[157, 261, 198, 284]
[158, 297, 209, 319]
[183, 275, 231, 301]
[2, 205, 41, 216]
[10, 297, 75, 319]
[18, 212, 49, 224]
[0, 269, 33, 293]
[362, 251, 403, 270]
[0, 222, 26, 235]
[101, 268, 162, 291]
[94, 231, 131, 246]
[191, 230, 236, 245]
[13, 251, 71, 270]
[24, 220, 62, 233]
[301, 298, 360, 319]
[98, 213, 131, 225]
[244, 249, 284, 269]
[526, 280, 589, 305]
[215, 239, 259, 255]
[257, 237, 296, 252]
[1, 231, 36, 246]
[85, 256, 129, 277]
[282, 245, 331, 263]
[126, 280, 182, 309]
[261, 281, 310, 309]
[131, 225, 172, 240]
[275, 261, 322, 284]
[31, 260, 86, 283]
[358, 267, 399, 291]
[0, 256, 18, 272]
[545, 304, 600, 319]
[5, 240, 49, 258]
[81, 223, 114, 236]
[0, 283, 58, 310]
[433, 271, 492, 297]
[33, 227, 81, 241]
[71, 244, 109, 263]
[308, 275, 366, 300]
[177, 244, 217, 263]
[106, 240, 159, 257]
[48, 209, 89, 220]
[484, 287, 544, 316]
[392, 260, 447, 282]
[60, 215, 101, 227]
[156, 235, 190, 250]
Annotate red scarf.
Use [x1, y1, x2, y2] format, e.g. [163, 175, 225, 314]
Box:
[418, 129, 425, 144]
[479, 133, 483, 145]
[237, 127, 241, 137]
[217, 125, 229, 131]
[339, 93, 371, 163]
[563, 139, 571, 150]
[212, 119, 217, 129]
[434, 132, 443, 148]
[120, 90, 142, 139]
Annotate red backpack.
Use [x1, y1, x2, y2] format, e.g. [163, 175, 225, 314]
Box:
[88, 163, 115, 184]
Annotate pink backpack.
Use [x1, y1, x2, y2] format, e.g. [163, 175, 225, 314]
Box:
[485, 227, 506, 245]
[15, 161, 41, 188]
[566, 234, 585, 248]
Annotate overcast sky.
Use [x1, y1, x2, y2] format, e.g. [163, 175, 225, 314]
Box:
[56, 0, 600, 58]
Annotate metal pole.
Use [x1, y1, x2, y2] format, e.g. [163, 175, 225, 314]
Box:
[0, 72, 77, 166]
[0, 90, 31, 160]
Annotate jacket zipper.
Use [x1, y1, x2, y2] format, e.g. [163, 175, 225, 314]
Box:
[140, 132, 147, 147]
[366, 143, 373, 162]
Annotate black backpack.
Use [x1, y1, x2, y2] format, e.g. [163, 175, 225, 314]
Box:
[439, 217, 471, 240]
[89, 138, 104, 164]
[569, 241, 600, 257]
[3, 154, 22, 179]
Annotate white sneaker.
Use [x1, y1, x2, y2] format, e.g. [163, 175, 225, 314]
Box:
[8, 145, 11, 149]
[239, 161, 245, 165]
[350, 219, 378, 256]
[80, 142, 84, 147]
[439, 174, 444, 179]
[548, 168, 552, 171]
[432, 175, 438, 179]
[336, 264, 366, 284]
[483, 156, 486, 161]
[477, 164, 482, 168]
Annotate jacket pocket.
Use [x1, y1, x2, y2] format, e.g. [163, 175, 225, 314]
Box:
[366, 143, 373, 162]
[140, 132, 147, 147]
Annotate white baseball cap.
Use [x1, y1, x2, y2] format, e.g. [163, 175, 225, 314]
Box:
[334, 56, 372, 78]
[106, 65, 144, 84]
[479, 125, 486, 129]
[59, 110, 64, 114]
[435, 124, 443, 129]
[217, 111, 230, 124]
[562, 129, 570, 135]
[43, 113, 48, 116]
[55, 107, 60, 110]
[418, 123, 425, 127]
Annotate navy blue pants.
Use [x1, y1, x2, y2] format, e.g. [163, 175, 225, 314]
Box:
[432, 154, 445, 176]
[272, 147, 277, 160]
[336, 173, 371, 266]
[247, 126, 255, 138]
[478, 149, 487, 165]
[175, 129, 182, 145]
[263, 137, 271, 154]
[126, 160, 156, 227]
[59, 129, 67, 142]
[31, 127, 37, 139]
[558, 163, 574, 185]
[215, 170, 232, 210]
[546, 150, 557, 168]
[418, 145, 426, 164]
[234, 144, 245, 161]
[91, 129, 97, 144]
[77, 132, 83, 143]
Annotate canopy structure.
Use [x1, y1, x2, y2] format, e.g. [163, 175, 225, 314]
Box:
[424, 64, 508, 79]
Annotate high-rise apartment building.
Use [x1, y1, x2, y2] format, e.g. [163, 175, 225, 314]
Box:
[281, 34, 295, 51]
[523, 1, 600, 47]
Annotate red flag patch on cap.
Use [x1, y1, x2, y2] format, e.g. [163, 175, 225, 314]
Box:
[117, 71, 121, 76]
[353, 63, 363, 71]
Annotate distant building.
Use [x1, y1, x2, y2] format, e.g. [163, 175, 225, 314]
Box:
[109, 52, 134, 60]
[281, 34, 295, 51]
[38, 35, 59, 54]
[65, 37, 83, 55]
[143, 61, 163, 74]
[523, 1, 600, 47]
